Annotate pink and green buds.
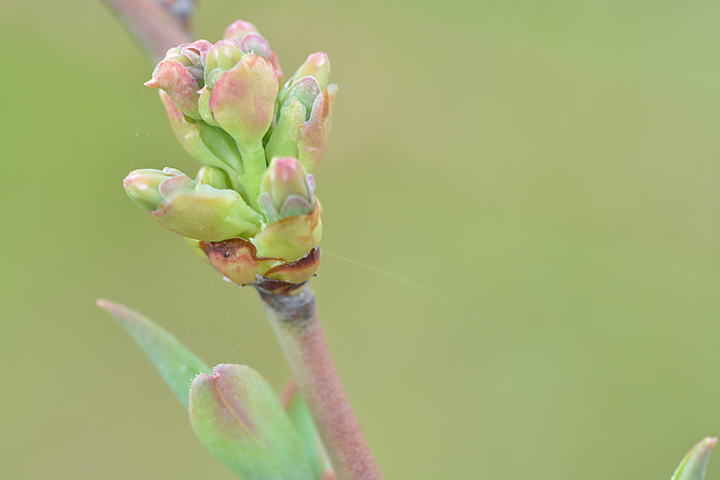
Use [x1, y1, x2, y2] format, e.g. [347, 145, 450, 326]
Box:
[198, 29, 281, 152]
[224, 20, 283, 80]
[123, 168, 262, 241]
[128, 20, 337, 291]
[190, 364, 316, 480]
[267, 53, 337, 173]
[258, 157, 316, 223]
[672, 437, 717, 480]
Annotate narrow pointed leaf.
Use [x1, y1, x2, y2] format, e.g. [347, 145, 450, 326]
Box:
[97, 299, 211, 408]
[673, 437, 717, 480]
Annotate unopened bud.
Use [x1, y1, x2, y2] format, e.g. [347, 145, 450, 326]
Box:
[269, 53, 337, 173]
[145, 40, 212, 119]
[223, 20, 259, 41]
[208, 54, 278, 150]
[280, 77, 322, 119]
[258, 157, 315, 223]
[265, 99, 305, 161]
[123, 168, 262, 241]
[238, 32, 272, 60]
[197, 166, 232, 190]
[204, 39, 244, 89]
[123, 168, 178, 212]
[251, 158, 322, 262]
[291, 52, 330, 90]
[223, 20, 282, 81]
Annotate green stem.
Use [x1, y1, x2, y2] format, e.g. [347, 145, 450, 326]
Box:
[102, 0, 194, 63]
[258, 285, 383, 480]
[238, 144, 268, 211]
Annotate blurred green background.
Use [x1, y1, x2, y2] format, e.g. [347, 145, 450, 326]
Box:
[1, 0, 719, 478]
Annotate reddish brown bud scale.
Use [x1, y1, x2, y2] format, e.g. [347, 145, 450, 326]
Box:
[199, 237, 321, 289]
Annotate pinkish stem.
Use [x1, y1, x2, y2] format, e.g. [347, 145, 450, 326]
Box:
[259, 285, 383, 480]
[102, 0, 194, 63]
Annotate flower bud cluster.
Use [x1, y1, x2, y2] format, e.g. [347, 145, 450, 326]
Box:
[124, 20, 337, 292]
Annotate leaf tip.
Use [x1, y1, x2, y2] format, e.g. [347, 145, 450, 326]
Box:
[673, 437, 718, 480]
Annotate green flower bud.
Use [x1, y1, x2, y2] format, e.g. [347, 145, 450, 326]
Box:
[204, 39, 245, 89]
[257, 157, 315, 223]
[197, 166, 232, 190]
[123, 168, 262, 241]
[265, 98, 305, 161]
[123, 168, 177, 212]
[280, 76, 322, 119]
[189, 364, 316, 480]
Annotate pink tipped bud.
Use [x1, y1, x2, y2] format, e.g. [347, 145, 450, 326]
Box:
[239, 32, 273, 60]
[258, 157, 315, 223]
[208, 54, 279, 149]
[223, 20, 259, 41]
[291, 52, 330, 90]
[123, 168, 180, 212]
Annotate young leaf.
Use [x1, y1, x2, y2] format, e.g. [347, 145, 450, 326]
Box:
[97, 299, 211, 408]
[189, 364, 316, 480]
[672, 437, 717, 480]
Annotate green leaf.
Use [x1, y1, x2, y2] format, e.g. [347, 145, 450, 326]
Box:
[672, 437, 717, 480]
[190, 364, 316, 480]
[97, 299, 211, 408]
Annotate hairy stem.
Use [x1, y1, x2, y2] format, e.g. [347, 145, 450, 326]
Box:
[259, 285, 383, 480]
[102, 0, 194, 63]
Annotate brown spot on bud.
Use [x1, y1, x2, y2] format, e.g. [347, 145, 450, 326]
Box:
[200, 238, 274, 286]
